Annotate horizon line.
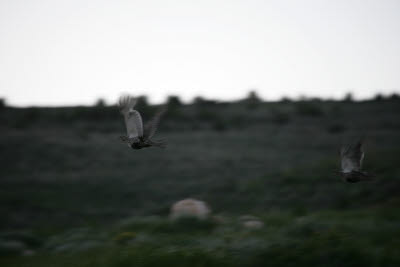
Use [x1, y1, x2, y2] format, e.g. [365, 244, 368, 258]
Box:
[2, 91, 399, 108]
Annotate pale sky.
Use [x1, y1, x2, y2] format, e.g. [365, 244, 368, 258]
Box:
[1, 0, 400, 106]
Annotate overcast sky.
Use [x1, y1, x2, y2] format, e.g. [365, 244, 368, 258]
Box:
[1, 0, 400, 106]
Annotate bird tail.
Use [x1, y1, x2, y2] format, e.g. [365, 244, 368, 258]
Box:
[354, 171, 375, 181]
[118, 95, 137, 115]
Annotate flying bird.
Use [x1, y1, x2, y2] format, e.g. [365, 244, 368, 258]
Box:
[339, 140, 374, 183]
[118, 95, 166, 149]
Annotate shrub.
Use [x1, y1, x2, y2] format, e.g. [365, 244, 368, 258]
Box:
[135, 95, 153, 117]
[193, 96, 218, 107]
[280, 96, 292, 103]
[373, 93, 384, 102]
[389, 93, 400, 101]
[245, 90, 262, 109]
[296, 102, 324, 117]
[166, 96, 184, 119]
[167, 95, 183, 109]
[95, 98, 106, 107]
[0, 98, 5, 110]
[344, 92, 353, 102]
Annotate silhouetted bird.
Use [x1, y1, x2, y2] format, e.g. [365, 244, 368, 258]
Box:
[339, 140, 374, 183]
[118, 95, 166, 149]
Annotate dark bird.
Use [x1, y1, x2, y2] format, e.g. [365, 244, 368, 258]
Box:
[339, 140, 374, 183]
[118, 95, 166, 149]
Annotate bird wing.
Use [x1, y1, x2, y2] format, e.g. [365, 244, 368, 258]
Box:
[143, 107, 167, 140]
[118, 96, 143, 138]
[340, 141, 364, 173]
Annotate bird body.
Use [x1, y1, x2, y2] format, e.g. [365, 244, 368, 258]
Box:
[118, 96, 166, 150]
[339, 140, 374, 182]
[341, 170, 372, 183]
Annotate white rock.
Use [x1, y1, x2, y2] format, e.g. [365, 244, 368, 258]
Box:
[243, 220, 264, 229]
[170, 198, 211, 220]
[239, 215, 265, 229]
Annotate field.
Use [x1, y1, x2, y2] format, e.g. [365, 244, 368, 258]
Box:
[0, 96, 400, 266]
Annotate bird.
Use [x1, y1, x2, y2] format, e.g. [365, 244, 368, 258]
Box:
[338, 139, 374, 183]
[118, 95, 166, 149]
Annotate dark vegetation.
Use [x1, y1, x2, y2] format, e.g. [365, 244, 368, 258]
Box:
[0, 93, 400, 266]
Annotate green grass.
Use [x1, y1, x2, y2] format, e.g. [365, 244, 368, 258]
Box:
[1, 209, 399, 266]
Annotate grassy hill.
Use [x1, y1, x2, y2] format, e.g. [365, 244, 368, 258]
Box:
[0, 97, 399, 266]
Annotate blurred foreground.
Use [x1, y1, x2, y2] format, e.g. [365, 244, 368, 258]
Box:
[0, 96, 399, 266]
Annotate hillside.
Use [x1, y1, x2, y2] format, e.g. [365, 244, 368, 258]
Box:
[1, 97, 399, 266]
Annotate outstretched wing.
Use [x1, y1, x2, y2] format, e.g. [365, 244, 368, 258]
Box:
[143, 107, 167, 139]
[340, 141, 364, 173]
[118, 96, 143, 138]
